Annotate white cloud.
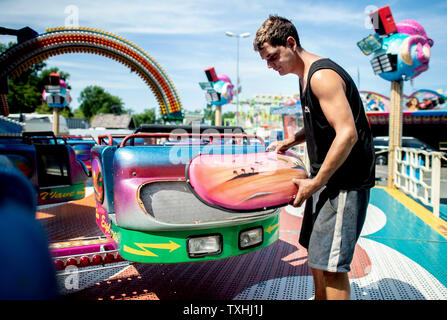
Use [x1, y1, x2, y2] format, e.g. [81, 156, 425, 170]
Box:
[286, 1, 364, 27]
[1, 0, 446, 113]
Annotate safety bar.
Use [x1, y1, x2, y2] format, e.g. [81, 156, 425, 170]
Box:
[58, 135, 95, 142]
[118, 132, 266, 148]
[22, 131, 60, 145]
[97, 134, 128, 146]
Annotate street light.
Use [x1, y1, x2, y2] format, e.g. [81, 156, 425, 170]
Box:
[225, 31, 250, 126]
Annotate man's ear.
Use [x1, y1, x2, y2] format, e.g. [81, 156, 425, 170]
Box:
[286, 36, 296, 50]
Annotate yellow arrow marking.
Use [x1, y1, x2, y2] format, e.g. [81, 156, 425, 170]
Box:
[266, 222, 279, 234]
[123, 240, 181, 257]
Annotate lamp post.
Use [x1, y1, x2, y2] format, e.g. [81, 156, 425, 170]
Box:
[225, 31, 250, 127]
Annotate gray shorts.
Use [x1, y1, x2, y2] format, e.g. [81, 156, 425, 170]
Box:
[299, 187, 370, 273]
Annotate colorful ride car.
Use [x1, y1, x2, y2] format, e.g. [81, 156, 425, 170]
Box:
[0, 131, 89, 205]
[91, 125, 282, 264]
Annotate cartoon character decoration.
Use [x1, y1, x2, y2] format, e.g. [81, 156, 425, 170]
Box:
[404, 89, 446, 111]
[360, 89, 446, 112]
[42, 72, 71, 108]
[199, 67, 234, 106]
[357, 6, 434, 82]
[360, 91, 390, 112]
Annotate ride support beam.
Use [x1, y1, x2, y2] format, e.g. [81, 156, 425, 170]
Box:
[0, 94, 8, 116]
[387, 80, 403, 188]
[53, 108, 60, 135]
[215, 105, 222, 126]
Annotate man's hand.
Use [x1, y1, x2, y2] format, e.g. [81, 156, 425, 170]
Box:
[291, 178, 323, 207]
[267, 128, 306, 153]
[266, 137, 295, 153]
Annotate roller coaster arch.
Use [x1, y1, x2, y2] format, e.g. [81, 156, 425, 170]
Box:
[0, 26, 183, 119]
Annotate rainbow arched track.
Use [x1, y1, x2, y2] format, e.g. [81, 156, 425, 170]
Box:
[0, 27, 182, 117]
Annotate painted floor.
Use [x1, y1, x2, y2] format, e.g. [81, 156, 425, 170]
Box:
[38, 185, 447, 300]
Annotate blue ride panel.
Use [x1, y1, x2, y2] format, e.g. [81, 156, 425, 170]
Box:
[0, 157, 58, 299]
[0, 141, 38, 187]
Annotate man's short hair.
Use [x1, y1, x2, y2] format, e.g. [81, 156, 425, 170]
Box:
[253, 15, 301, 51]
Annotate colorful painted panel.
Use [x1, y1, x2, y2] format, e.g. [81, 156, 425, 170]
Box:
[91, 156, 104, 204]
[187, 151, 307, 212]
[38, 183, 85, 205]
[361, 90, 447, 125]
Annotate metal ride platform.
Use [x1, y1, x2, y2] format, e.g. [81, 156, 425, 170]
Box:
[37, 181, 447, 300]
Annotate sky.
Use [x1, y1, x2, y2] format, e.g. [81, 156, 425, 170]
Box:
[1, 0, 447, 117]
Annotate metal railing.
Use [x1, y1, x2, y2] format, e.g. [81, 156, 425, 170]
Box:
[393, 147, 444, 217]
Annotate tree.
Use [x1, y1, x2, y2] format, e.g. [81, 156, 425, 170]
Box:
[78, 85, 125, 119]
[203, 104, 215, 125]
[223, 111, 235, 119]
[1, 42, 72, 115]
[133, 108, 156, 127]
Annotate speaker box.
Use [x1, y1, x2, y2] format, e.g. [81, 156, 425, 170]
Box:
[204, 67, 218, 82]
[370, 6, 397, 36]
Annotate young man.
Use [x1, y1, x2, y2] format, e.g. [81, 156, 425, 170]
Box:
[253, 15, 375, 300]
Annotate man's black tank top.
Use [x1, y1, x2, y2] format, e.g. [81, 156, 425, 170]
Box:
[299, 58, 375, 190]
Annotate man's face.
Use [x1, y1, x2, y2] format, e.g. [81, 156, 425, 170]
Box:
[259, 41, 294, 76]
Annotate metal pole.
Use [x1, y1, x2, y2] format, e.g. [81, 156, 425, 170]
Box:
[388, 80, 403, 188]
[226, 32, 249, 127]
[431, 152, 441, 218]
[236, 36, 240, 126]
[53, 108, 60, 135]
[215, 105, 222, 126]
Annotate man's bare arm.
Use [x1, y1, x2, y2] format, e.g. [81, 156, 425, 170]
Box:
[267, 126, 306, 152]
[292, 69, 358, 206]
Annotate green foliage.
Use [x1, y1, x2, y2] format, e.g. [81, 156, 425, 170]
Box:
[1, 41, 73, 115]
[78, 85, 125, 119]
[72, 107, 85, 118]
[133, 108, 156, 127]
[202, 104, 236, 126]
[203, 104, 215, 125]
[223, 111, 235, 119]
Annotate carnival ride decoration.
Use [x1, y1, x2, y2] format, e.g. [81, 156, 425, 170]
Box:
[199, 67, 234, 125]
[358, 6, 434, 81]
[0, 26, 282, 274]
[0, 26, 183, 121]
[358, 6, 436, 188]
[186, 150, 307, 212]
[42, 72, 71, 109]
[0, 131, 89, 206]
[41, 72, 72, 134]
[58, 135, 96, 175]
[360, 89, 447, 126]
[201, 67, 234, 106]
[360, 91, 390, 112]
[405, 89, 446, 111]
[360, 89, 446, 113]
[89, 125, 280, 264]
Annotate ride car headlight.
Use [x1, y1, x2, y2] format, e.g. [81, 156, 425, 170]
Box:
[239, 227, 263, 249]
[187, 235, 222, 257]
